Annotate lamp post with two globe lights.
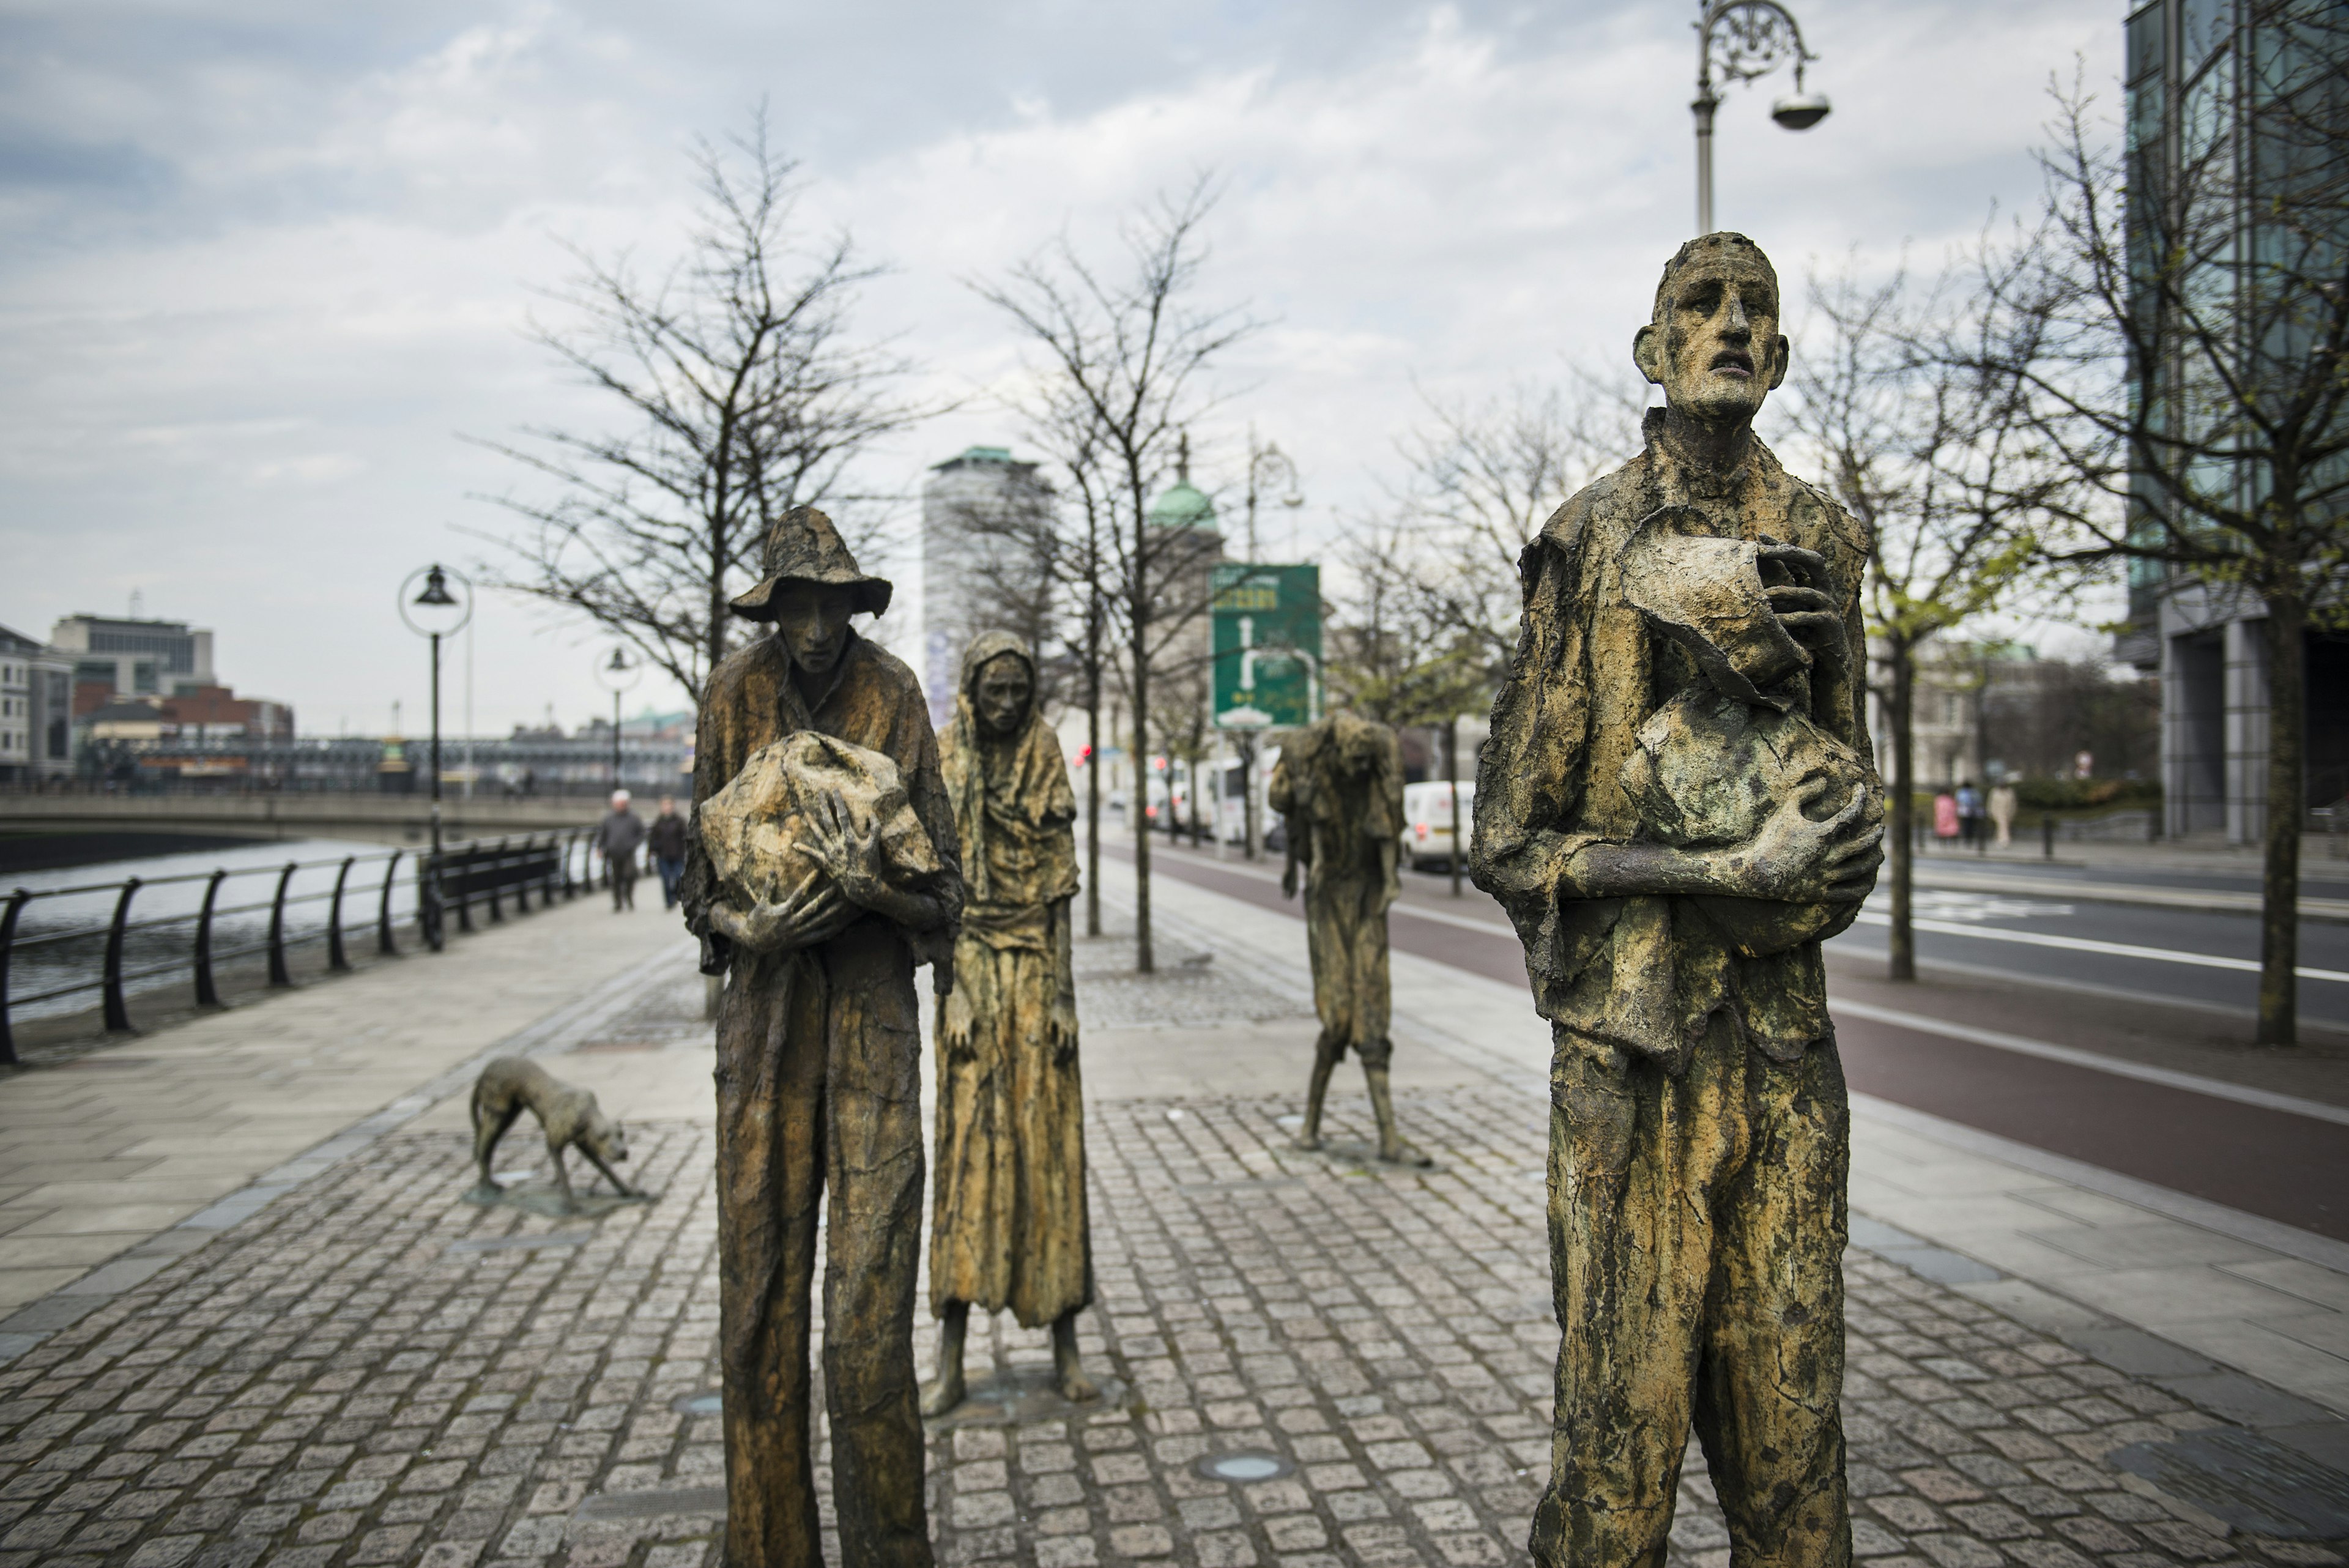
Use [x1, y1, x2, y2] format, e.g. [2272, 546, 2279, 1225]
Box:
[1691, 0, 1831, 235]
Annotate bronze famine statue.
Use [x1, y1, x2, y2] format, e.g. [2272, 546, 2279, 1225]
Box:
[921, 632, 1097, 1417]
[680, 505, 962, 1568]
[1471, 233, 1883, 1568]
[1268, 709, 1423, 1165]
[469, 1057, 636, 1212]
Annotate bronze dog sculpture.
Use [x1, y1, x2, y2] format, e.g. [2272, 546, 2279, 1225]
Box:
[469, 1057, 637, 1213]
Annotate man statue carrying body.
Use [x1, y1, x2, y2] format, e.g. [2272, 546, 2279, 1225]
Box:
[1471, 234, 1883, 1567]
[680, 506, 961, 1568]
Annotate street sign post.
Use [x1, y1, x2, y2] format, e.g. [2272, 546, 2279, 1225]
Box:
[1212, 563, 1321, 731]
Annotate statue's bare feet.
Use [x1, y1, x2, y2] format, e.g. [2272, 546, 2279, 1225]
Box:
[469, 1181, 502, 1200]
[1292, 1131, 1322, 1152]
[1050, 1313, 1099, 1403]
[919, 1371, 966, 1419]
[1378, 1141, 1433, 1168]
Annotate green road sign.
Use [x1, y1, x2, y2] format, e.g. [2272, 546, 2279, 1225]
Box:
[1212, 563, 1321, 730]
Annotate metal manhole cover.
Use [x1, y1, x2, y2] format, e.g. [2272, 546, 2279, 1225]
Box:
[574, 1486, 727, 1522]
[1196, 1451, 1294, 1483]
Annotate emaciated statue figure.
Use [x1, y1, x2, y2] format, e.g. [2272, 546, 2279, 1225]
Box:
[922, 631, 1097, 1416]
[1268, 709, 1422, 1164]
[680, 506, 962, 1568]
[1471, 233, 1883, 1568]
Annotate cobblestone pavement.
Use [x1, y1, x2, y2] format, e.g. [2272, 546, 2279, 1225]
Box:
[3, 1052, 2342, 1568]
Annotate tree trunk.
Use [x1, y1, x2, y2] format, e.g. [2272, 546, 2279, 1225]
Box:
[708, 515, 730, 696]
[1888, 639, 1917, 983]
[1131, 521, 1154, 975]
[2257, 590, 2305, 1047]
[1445, 715, 1464, 898]
[1085, 642, 1102, 939]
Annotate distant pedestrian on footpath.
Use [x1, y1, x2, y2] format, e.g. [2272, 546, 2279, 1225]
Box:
[1956, 778, 1985, 851]
[598, 789, 646, 910]
[647, 795, 689, 910]
[1933, 788, 1961, 850]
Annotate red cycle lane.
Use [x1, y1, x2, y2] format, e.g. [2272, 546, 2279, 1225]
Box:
[1108, 840, 2349, 1243]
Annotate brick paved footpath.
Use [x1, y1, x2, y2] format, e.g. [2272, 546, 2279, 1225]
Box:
[1, 910, 2346, 1566]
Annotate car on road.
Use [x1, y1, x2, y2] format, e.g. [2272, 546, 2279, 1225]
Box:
[1401, 780, 1475, 872]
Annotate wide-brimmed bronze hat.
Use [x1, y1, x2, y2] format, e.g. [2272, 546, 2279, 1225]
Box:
[728, 506, 893, 620]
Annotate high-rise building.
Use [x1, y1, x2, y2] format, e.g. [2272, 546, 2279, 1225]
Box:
[2115, 0, 2349, 841]
[919, 447, 1056, 728]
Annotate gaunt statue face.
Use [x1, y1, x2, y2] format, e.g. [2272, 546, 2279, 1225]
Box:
[974, 652, 1034, 737]
[770, 584, 858, 677]
[1633, 245, 1789, 428]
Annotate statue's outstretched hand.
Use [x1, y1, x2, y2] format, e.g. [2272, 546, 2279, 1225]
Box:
[940, 986, 977, 1062]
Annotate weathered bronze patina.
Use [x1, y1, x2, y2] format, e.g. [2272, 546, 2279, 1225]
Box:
[1471, 233, 1884, 1568]
[920, 631, 1097, 1417]
[680, 506, 961, 1568]
[1268, 709, 1422, 1164]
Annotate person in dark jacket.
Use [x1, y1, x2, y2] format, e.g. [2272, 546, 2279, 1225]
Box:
[647, 795, 690, 909]
[596, 790, 647, 910]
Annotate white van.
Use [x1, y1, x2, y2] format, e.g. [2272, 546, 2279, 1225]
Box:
[1401, 779, 1475, 871]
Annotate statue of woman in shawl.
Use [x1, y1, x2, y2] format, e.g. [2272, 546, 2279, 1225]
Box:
[920, 631, 1097, 1416]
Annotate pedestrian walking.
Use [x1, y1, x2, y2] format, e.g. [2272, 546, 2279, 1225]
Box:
[1956, 778, 1985, 852]
[597, 789, 646, 910]
[1933, 788, 1961, 849]
[647, 795, 689, 910]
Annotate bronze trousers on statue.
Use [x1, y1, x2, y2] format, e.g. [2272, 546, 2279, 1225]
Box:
[714, 919, 932, 1568]
[1302, 878, 1393, 1066]
[1534, 1016, 1851, 1568]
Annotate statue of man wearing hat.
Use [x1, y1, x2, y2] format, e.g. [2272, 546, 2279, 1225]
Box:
[680, 506, 963, 1568]
[1472, 234, 1882, 1567]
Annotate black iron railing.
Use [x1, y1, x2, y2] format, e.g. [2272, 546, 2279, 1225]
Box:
[0, 828, 601, 1062]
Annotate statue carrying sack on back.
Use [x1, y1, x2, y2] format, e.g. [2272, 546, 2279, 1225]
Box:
[1268, 708, 1424, 1165]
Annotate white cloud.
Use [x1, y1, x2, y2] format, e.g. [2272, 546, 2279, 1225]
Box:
[0, 0, 2123, 732]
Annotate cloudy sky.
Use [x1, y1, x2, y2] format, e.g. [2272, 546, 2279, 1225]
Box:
[0, 0, 2123, 735]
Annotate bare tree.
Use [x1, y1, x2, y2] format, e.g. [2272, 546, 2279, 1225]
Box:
[472, 107, 929, 702]
[1330, 376, 1641, 894]
[1384, 376, 1646, 683]
[974, 181, 1256, 972]
[1784, 261, 2061, 981]
[1963, 23, 2349, 1045]
[1329, 516, 1494, 894]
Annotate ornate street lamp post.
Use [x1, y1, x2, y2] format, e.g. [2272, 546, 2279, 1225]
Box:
[1243, 429, 1302, 567]
[1238, 431, 1304, 861]
[594, 647, 642, 790]
[1692, 0, 1831, 234]
[398, 564, 473, 858]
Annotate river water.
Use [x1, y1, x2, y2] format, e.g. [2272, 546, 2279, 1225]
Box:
[5, 837, 446, 1026]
